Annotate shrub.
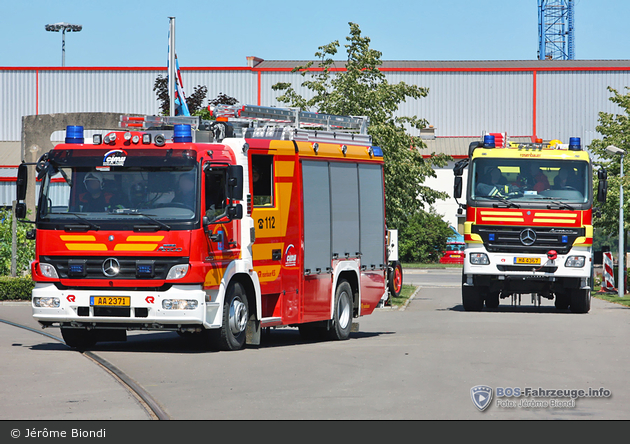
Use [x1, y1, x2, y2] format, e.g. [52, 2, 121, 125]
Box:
[0, 209, 35, 276]
[398, 210, 453, 263]
[0, 275, 34, 301]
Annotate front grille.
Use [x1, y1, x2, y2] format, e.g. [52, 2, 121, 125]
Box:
[42, 256, 188, 280]
[472, 226, 584, 255]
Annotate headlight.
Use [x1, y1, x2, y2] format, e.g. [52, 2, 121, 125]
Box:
[162, 299, 198, 310]
[166, 264, 189, 280]
[39, 263, 59, 278]
[565, 256, 586, 268]
[33, 297, 60, 308]
[469, 253, 490, 265]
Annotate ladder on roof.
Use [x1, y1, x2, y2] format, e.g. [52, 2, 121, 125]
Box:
[210, 104, 370, 134]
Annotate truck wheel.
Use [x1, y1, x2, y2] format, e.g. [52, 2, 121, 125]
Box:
[388, 261, 403, 298]
[554, 292, 570, 310]
[485, 291, 500, 309]
[61, 328, 97, 349]
[462, 286, 484, 311]
[209, 281, 249, 350]
[569, 288, 591, 314]
[328, 280, 353, 340]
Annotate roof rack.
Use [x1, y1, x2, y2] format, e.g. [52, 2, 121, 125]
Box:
[210, 104, 369, 134]
[120, 115, 200, 130]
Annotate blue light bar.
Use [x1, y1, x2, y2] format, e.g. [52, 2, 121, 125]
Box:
[371, 146, 383, 157]
[562, 235, 568, 243]
[65, 125, 84, 144]
[174, 124, 192, 143]
[489, 234, 495, 241]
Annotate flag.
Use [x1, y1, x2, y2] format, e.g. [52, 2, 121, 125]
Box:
[174, 55, 190, 116]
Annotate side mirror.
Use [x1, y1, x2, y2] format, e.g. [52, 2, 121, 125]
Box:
[227, 204, 243, 220]
[454, 176, 463, 199]
[16, 164, 28, 201]
[227, 165, 243, 201]
[15, 202, 27, 219]
[597, 169, 608, 203]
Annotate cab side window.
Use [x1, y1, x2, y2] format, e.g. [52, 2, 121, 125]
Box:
[205, 169, 227, 221]
[251, 154, 274, 207]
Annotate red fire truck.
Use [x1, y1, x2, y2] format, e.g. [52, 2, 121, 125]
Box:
[16, 105, 391, 350]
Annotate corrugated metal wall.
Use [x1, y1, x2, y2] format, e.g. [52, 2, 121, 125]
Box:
[2, 66, 630, 143]
[537, 70, 630, 145]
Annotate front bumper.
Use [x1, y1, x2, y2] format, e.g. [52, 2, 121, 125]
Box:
[32, 283, 221, 331]
[463, 245, 592, 289]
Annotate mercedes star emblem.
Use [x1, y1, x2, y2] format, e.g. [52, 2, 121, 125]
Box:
[102, 258, 120, 277]
[519, 228, 537, 246]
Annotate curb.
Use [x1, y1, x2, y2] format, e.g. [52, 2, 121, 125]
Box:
[400, 285, 421, 312]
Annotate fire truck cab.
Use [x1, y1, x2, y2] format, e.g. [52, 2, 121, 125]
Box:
[453, 134, 608, 313]
[16, 105, 391, 350]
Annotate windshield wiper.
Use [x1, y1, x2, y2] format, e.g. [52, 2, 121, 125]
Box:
[57, 212, 101, 231]
[546, 200, 575, 211]
[488, 196, 520, 208]
[111, 209, 172, 231]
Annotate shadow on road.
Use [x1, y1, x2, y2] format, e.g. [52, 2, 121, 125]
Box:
[26, 329, 393, 354]
[446, 304, 575, 314]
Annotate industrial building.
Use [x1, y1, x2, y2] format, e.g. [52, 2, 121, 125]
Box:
[2, 58, 630, 226]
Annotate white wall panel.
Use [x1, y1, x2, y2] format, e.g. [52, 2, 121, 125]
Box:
[0, 71, 37, 141]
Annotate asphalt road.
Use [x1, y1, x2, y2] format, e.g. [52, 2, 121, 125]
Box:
[1, 267, 629, 420]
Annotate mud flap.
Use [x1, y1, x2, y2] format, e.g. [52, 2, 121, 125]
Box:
[246, 319, 260, 346]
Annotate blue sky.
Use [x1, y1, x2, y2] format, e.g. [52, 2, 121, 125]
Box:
[3, 0, 630, 67]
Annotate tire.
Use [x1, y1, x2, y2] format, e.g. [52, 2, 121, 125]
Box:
[208, 281, 249, 350]
[569, 288, 591, 314]
[328, 280, 354, 340]
[484, 291, 500, 309]
[61, 328, 97, 349]
[462, 286, 484, 311]
[388, 261, 403, 298]
[554, 292, 570, 310]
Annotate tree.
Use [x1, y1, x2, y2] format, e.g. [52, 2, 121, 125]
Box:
[153, 75, 209, 116]
[589, 86, 630, 238]
[272, 22, 449, 230]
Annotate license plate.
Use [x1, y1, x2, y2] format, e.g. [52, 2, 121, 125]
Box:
[451, 254, 461, 258]
[514, 257, 541, 265]
[90, 296, 131, 307]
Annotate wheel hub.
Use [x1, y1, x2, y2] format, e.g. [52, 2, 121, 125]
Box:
[337, 292, 351, 329]
[229, 298, 248, 335]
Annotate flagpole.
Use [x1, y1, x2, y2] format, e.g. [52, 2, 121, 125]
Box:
[168, 17, 176, 117]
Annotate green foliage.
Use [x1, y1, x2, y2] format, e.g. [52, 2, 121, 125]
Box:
[153, 75, 209, 116]
[271, 22, 449, 229]
[398, 210, 453, 263]
[0, 276, 34, 301]
[0, 209, 35, 276]
[589, 86, 630, 237]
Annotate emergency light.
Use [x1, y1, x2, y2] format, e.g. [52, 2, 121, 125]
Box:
[65, 125, 84, 144]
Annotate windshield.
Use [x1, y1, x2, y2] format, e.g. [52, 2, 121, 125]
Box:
[469, 158, 590, 205]
[39, 165, 199, 223]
